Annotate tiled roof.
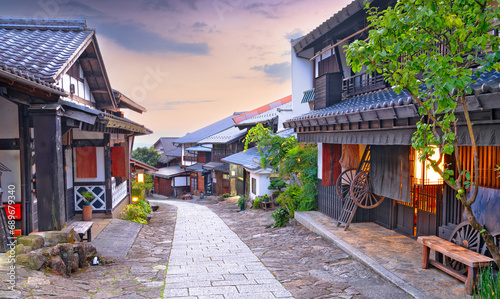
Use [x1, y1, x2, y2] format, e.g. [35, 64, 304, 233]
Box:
[237, 101, 292, 126]
[164, 147, 182, 158]
[286, 70, 500, 124]
[198, 126, 247, 144]
[221, 147, 261, 170]
[0, 64, 67, 95]
[233, 95, 292, 123]
[155, 137, 178, 153]
[184, 163, 206, 173]
[174, 114, 241, 144]
[203, 162, 229, 172]
[186, 144, 212, 152]
[0, 18, 93, 82]
[276, 129, 295, 138]
[153, 166, 187, 178]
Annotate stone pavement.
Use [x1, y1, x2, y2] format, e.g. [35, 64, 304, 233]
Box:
[159, 200, 294, 299]
[92, 219, 143, 259]
[295, 211, 473, 299]
[202, 199, 411, 299]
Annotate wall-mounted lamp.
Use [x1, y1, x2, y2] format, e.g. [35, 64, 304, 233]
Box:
[415, 148, 443, 185]
[132, 196, 139, 203]
[137, 173, 144, 183]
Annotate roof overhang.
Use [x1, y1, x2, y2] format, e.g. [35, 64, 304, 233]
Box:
[113, 90, 147, 114]
[130, 158, 158, 172]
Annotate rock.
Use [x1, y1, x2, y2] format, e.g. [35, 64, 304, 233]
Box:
[17, 235, 44, 250]
[50, 256, 68, 277]
[40, 245, 60, 258]
[62, 228, 81, 243]
[85, 243, 97, 258]
[15, 253, 46, 270]
[70, 253, 79, 273]
[56, 243, 73, 276]
[14, 244, 26, 256]
[24, 246, 32, 252]
[72, 243, 87, 268]
[44, 231, 70, 246]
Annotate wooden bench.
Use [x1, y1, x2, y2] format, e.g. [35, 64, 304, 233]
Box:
[417, 235, 494, 294]
[67, 221, 93, 242]
[260, 201, 274, 210]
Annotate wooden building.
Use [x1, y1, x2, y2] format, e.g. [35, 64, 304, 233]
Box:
[0, 18, 151, 234]
[283, 0, 500, 243]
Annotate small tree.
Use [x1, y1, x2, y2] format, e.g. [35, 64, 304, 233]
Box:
[131, 146, 161, 167]
[346, 0, 500, 266]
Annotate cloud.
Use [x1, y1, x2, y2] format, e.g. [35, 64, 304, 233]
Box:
[284, 28, 304, 41]
[251, 62, 290, 83]
[95, 22, 210, 55]
[192, 21, 207, 29]
[147, 100, 215, 111]
[144, 0, 198, 11]
[232, 76, 247, 79]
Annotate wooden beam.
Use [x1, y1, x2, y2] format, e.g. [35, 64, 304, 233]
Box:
[310, 26, 371, 61]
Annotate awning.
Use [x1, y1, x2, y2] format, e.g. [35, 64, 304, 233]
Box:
[301, 89, 315, 103]
[186, 144, 212, 152]
[99, 113, 151, 134]
[185, 163, 207, 173]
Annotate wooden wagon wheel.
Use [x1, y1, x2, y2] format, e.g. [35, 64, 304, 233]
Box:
[336, 168, 356, 201]
[480, 230, 500, 258]
[445, 221, 482, 275]
[349, 171, 385, 209]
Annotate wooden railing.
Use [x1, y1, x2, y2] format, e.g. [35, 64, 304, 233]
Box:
[342, 72, 388, 98]
[183, 155, 197, 162]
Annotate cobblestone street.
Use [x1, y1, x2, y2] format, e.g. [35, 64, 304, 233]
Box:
[1, 199, 412, 298]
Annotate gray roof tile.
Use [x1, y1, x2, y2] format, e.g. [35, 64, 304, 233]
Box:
[174, 114, 241, 144]
[0, 18, 93, 82]
[221, 147, 261, 170]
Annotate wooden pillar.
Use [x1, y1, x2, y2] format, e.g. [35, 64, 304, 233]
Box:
[18, 105, 32, 234]
[31, 109, 65, 231]
[104, 134, 112, 214]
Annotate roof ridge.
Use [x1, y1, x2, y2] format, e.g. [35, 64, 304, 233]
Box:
[0, 18, 88, 31]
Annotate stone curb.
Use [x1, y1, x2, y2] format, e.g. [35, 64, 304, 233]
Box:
[295, 211, 429, 299]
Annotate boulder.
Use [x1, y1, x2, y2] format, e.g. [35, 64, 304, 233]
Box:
[43, 231, 69, 246]
[85, 243, 97, 258]
[14, 244, 26, 256]
[40, 245, 60, 258]
[72, 243, 87, 268]
[55, 243, 73, 276]
[17, 235, 44, 250]
[70, 253, 79, 273]
[61, 228, 81, 243]
[16, 253, 46, 270]
[50, 256, 67, 277]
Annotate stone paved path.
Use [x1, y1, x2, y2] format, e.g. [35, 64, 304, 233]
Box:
[161, 200, 293, 299]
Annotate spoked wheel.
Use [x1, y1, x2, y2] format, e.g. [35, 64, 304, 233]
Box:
[480, 230, 500, 259]
[349, 171, 385, 209]
[336, 168, 356, 201]
[445, 221, 482, 275]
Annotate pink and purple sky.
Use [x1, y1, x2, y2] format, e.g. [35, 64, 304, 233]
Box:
[1, 0, 351, 147]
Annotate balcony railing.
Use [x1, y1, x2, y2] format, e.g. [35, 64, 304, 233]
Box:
[342, 72, 388, 99]
[183, 155, 197, 162]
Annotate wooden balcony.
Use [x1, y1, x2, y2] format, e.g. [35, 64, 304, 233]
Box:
[183, 155, 197, 162]
[342, 72, 388, 99]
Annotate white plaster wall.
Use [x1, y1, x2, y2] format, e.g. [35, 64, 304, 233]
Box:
[249, 171, 271, 200]
[65, 149, 73, 188]
[317, 143, 323, 180]
[174, 176, 189, 187]
[291, 41, 313, 119]
[73, 130, 104, 140]
[73, 147, 105, 182]
[57, 65, 96, 103]
[0, 150, 21, 203]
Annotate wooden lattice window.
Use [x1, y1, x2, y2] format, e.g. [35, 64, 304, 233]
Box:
[459, 146, 500, 189]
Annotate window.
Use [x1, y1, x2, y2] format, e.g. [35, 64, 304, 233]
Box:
[252, 178, 256, 194]
[76, 147, 97, 178]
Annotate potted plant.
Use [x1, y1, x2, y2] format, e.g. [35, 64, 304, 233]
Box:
[237, 196, 246, 211]
[262, 194, 270, 202]
[81, 191, 94, 221]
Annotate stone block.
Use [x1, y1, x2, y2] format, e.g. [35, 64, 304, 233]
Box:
[17, 234, 44, 250]
[14, 244, 26, 255]
[55, 243, 73, 276]
[70, 253, 79, 273]
[40, 245, 60, 258]
[43, 231, 70, 246]
[16, 253, 46, 270]
[85, 243, 97, 258]
[72, 243, 87, 268]
[50, 256, 68, 277]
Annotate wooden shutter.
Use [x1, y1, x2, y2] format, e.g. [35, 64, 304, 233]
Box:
[322, 143, 342, 186]
[111, 146, 126, 177]
[76, 147, 97, 178]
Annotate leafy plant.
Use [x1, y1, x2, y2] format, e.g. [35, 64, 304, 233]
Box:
[121, 199, 151, 224]
[271, 207, 290, 228]
[268, 178, 286, 192]
[81, 191, 94, 205]
[222, 193, 231, 198]
[253, 196, 263, 209]
[346, 0, 500, 267]
[237, 195, 246, 209]
[474, 266, 499, 298]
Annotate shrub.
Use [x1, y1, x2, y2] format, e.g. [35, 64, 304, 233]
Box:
[271, 207, 289, 228]
[474, 266, 500, 298]
[268, 178, 286, 191]
[253, 196, 263, 209]
[121, 199, 151, 224]
[222, 193, 231, 198]
[237, 195, 246, 209]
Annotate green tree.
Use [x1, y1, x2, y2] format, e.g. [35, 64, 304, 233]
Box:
[346, 0, 500, 266]
[131, 146, 161, 167]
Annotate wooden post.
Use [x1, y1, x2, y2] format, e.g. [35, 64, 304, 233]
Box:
[421, 245, 430, 269]
[104, 134, 112, 214]
[31, 109, 66, 231]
